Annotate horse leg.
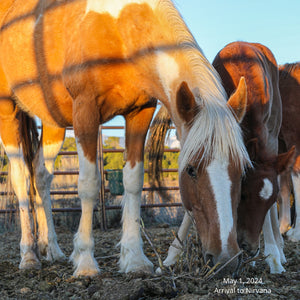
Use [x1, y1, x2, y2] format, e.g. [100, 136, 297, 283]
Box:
[33, 125, 66, 261]
[119, 105, 156, 273]
[70, 95, 101, 277]
[156, 211, 192, 274]
[270, 202, 287, 264]
[279, 172, 292, 234]
[262, 205, 285, 273]
[0, 105, 40, 269]
[287, 173, 300, 241]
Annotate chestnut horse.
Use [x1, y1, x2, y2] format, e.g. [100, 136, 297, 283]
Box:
[278, 62, 300, 241]
[213, 42, 295, 273]
[0, 0, 250, 276]
[157, 42, 295, 274]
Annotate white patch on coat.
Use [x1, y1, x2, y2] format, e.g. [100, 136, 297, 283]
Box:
[207, 158, 233, 252]
[76, 142, 101, 200]
[156, 52, 180, 101]
[4, 145, 29, 204]
[86, 0, 158, 18]
[259, 178, 273, 200]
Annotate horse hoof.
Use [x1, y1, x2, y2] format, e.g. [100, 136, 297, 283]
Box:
[73, 259, 100, 277]
[47, 245, 66, 262]
[286, 228, 300, 242]
[73, 267, 100, 277]
[71, 252, 100, 277]
[266, 257, 286, 274]
[19, 254, 41, 270]
[121, 261, 154, 274]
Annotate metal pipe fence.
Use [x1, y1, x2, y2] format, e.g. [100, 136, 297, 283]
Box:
[0, 125, 182, 229]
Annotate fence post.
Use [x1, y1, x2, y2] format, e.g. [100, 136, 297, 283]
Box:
[97, 126, 107, 230]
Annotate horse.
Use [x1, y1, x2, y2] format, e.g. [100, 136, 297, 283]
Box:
[155, 41, 295, 274]
[0, 0, 250, 277]
[0, 1, 66, 270]
[213, 42, 295, 274]
[278, 62, 300, 241]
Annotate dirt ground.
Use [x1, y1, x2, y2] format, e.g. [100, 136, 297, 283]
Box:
[0, 224, 299, 300]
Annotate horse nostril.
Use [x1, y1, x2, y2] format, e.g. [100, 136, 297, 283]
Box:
[205, 254, 214, 267]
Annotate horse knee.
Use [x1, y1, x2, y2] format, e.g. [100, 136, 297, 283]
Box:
[123, 162, 144, 195]
[78, 173, 100, 200]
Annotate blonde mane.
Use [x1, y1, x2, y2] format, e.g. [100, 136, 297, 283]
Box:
[155, 0, 251, 173]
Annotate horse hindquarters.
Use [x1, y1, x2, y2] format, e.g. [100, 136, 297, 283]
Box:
[0, 105, 40, 269]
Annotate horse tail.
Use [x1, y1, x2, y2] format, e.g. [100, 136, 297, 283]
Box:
[18, 110, 39, 237]
[146, 105, 172, 202]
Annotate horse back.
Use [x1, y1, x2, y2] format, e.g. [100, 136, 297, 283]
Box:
[212, 41, 281, 151]
[0, 0, 167, 127]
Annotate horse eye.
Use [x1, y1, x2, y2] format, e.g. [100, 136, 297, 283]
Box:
[186, 165, 197, 178]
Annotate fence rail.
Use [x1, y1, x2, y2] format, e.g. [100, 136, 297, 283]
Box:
[0, 125, 182, 229]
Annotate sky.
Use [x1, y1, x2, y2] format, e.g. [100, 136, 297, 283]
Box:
[175, 0, 300, 64]
[99, 0, 300, 137]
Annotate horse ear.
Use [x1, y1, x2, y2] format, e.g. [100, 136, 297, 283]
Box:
[227, 77, 247, 123]
[176, 81, 197, 123]
[276, 146, 296, 174]
[246, 138, 258, 160]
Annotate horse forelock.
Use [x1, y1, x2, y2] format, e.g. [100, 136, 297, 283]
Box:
[178, 97, 251, 174]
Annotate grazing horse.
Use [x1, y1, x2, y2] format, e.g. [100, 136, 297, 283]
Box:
[213, 42, 295, 273]
[0, 0, 250, 276]
[0, 0, 66, 270]
[278, 62, 300, 241]
[157, 42, 295, 274]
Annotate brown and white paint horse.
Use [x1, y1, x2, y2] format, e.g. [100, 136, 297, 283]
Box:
[159, 42, 295, 274]
[0, 1, 65, 270]
[0, 0, 250, 276]
[278, 62, 300, 241]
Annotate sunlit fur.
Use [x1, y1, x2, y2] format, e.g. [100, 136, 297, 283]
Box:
[0, 0, 251, 276]
[155, 3, 250, 174]
[178, 97, 250, 174]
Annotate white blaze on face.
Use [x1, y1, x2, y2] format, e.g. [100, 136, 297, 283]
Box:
[259, 178, 273, 200]
[207, 158, 233, 252]
[86, 0, 158, 18]
[156, 52, 180, 101]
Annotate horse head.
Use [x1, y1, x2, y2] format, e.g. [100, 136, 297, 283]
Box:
[177, 77, 249, 273]
[237, 141, 295, 257]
